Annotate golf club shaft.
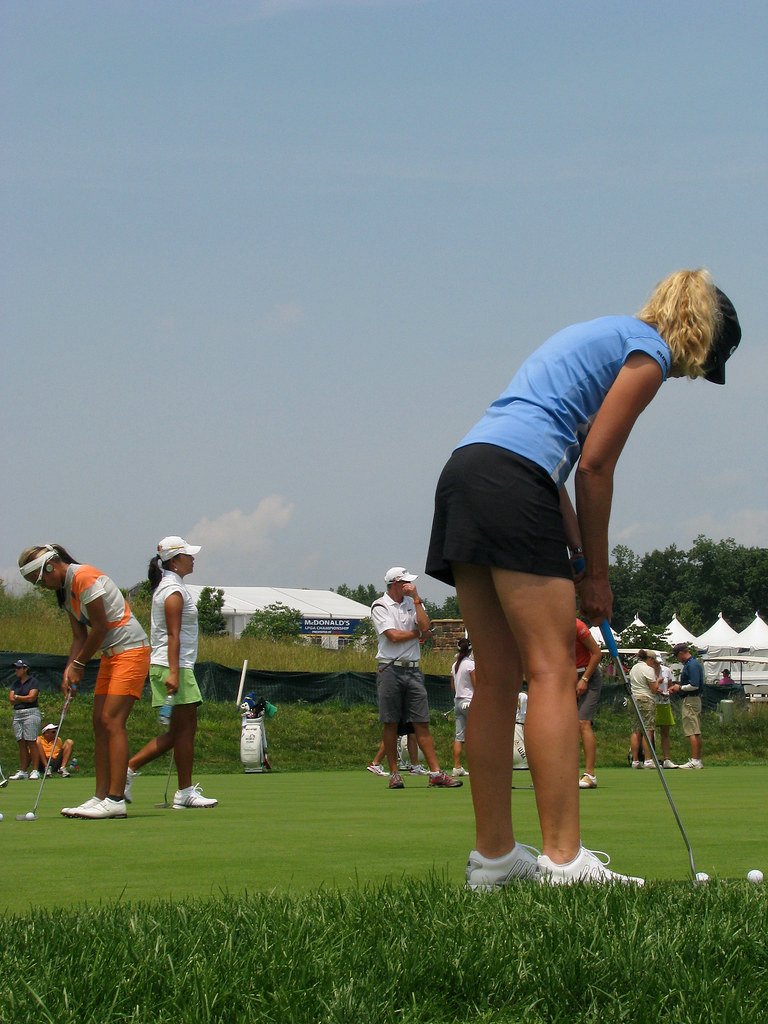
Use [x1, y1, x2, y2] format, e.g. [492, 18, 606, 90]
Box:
[600, 622, 697, 878]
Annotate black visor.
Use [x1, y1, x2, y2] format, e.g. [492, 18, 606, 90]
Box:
[704, 288, 741, 385]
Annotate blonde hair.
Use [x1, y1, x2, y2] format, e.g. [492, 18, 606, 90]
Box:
[636, 269, 720, 379]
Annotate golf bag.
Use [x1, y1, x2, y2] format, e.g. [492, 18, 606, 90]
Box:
[512, 723, 529, 770]
[239, 694, 275, 773]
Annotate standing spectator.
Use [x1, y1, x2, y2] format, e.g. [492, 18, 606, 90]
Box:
[37, 722, 75, 777]
[371, 567, 461, 790]
[655, 660, 678, 768]
[18, 544, 151, 819]
[629, 651, 660, 768]
[670, 643, 704, 769]
[575, 619, 603, 789]
[126, 537, 217, 809]
[427, 270, 740, 886]
[450, 638, 475, 777]
[9, 660, 42, 780]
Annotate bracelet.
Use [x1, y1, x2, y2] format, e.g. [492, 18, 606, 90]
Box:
[72, 660, 86, 669]
[570, 547, 583, 557]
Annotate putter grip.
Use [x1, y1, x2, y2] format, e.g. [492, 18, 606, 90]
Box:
[600, 621, 619, 658]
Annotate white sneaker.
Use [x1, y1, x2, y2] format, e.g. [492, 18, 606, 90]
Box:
[678, 759, 703, 770]
[409, 764, 429, 775]
[366, 764, 389, 777]
[539, 847, 644, 886]
[72, 797, 128, 819]
[124, 766, 139, 802]
[631, 761, 642, 770]
[62, 796, 101, 818]
[173, 784, 218, 809]
[578, 773, 597, 789]
[466, 843, 541, 889]
[9, 771, 29, 781]
[662, 759, 679, 769]
[452, 767, 469, 777]
[643, 760, 655, 769]
[29, 770, 41, 780]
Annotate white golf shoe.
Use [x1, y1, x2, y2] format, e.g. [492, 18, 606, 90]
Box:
[72, 797, 128, 819]
[539, 847, 644, 886]
[173, 784, 218, 809]
[124, 766, 139, 803]
[466, 843, 541, 889]
[62, 796, 101, 818]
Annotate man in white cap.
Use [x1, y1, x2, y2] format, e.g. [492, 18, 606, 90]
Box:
[370, 568, 462, 789]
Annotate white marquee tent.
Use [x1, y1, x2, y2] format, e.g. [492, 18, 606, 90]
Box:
[185, 585, 371, 639]
[735, 613, 768, 655]
[662, 614, 698, 646]
[694, 612, 742, 655]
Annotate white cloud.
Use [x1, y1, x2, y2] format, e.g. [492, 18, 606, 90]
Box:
[682, 508, 768, 549]
[187, 496, 295, 554]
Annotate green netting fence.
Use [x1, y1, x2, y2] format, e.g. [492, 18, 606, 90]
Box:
[2, 652, 746, 713]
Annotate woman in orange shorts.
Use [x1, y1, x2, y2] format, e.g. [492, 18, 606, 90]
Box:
[18, 543, 150, 820]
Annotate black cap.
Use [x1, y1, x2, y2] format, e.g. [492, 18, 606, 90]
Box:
[704, 288, 741, 385]
[13, 659, 29, 669]
[670, 643, 689, 657]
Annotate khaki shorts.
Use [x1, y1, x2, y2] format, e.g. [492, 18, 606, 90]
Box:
[632, 693, 657, 733]
[682, 696, 702, 737]
[149, 666, 203, 708]
[94, 646, 151, 699]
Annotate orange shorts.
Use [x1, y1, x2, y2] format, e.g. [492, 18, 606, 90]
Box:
[94, 646, 151, 699]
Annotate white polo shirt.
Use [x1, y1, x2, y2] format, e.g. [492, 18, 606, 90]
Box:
[371, 592, 420, 663]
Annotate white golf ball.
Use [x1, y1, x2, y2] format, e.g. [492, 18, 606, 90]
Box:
[25, 812, 36, 820]
[747, 869, 764, 884]
[0, 812, 4, 821]
[695, 872, 710, 884]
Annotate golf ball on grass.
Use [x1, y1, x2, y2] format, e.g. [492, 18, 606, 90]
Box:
[0, 812, 4, 821]
[695, 872, 710, 884]
[747, 870, 764, 884]
[25, 812, 35, 820]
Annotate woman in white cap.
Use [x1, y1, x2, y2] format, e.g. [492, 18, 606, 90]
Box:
[426, 269, 741, 886]
[18, 544, 151, 819]
[125, 537, 217, 809]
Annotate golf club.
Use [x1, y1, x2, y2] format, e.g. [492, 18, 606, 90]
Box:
[16, 690, 74, 821]
[155, 752, 176, 809]
[600, 621, 698, 879]
[0, 764, 7, 788]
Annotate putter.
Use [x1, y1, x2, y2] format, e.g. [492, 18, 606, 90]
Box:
[155, 752, 175, 809]
[600, 622, 698, 879]
[16, 691, 74, 821]
[0, 764, 7, 788]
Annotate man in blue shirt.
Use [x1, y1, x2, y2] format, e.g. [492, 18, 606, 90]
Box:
[670, 644, 704, 769]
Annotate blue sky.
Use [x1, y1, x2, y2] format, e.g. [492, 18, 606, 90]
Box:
[2, 0, 766, 610]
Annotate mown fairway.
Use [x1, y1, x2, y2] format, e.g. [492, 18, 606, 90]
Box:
[1, 766, 766, 913]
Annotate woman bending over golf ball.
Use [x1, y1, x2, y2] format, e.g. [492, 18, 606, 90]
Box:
[125, 537, 217, 809]
[426, 269, 741, 886]
[18, 544, 151, 820]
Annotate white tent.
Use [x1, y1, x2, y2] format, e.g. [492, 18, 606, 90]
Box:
[695, 612, 742, 654]
[185, 585, 371, 639]
[662, 614, 697, 646]
[735, 613, 768, 655]
[589, 623, 619, 647]
[620, 615, 646, 635]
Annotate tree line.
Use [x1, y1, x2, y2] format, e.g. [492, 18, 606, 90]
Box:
[336, 536, 768, 636]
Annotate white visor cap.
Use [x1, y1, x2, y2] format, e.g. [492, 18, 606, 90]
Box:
[157, 536, 201, 562]
[384, 566, 418, 585]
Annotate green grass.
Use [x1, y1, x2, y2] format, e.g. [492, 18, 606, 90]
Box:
[1, 767, 767, 913]
[1, 880, 766, 1024]
[3, 695, 766, 780]
[0, 769, 767, 1023]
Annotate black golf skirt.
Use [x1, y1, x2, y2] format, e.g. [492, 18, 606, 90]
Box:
[425, 443, 571, 587]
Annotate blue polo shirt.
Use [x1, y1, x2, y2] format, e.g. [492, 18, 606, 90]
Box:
[680, 656, 704, 694]
[457, 316, 671, 488]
